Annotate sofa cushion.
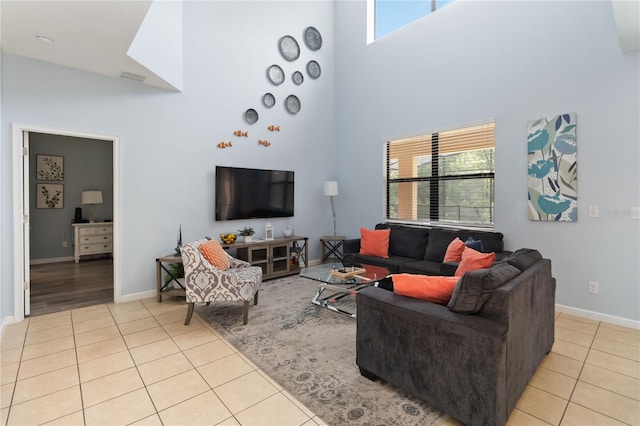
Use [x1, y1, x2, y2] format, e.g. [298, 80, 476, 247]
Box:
[447, 262, 521, 313]
[464, 236, 484, 252]
[360, 228, 390, 258]
[443, 237, 465, 262]
[353, 254, 413, 274]
[392, 274, 459, 305]
[465, 231, 504, 253]
[199, 239, 230, 270]
[455, 247, 496, 276]
[385, 225, 430, 259]
[506, 248, 543, 271]
[424, 229, 460, 262]
[398, 260, 443, 275]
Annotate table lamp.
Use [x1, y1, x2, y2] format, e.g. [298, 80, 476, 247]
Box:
[81, 190, 103, 223]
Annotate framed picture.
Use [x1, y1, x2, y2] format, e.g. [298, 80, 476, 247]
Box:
[36, 155, 64, 181]
[36, 184, 64, 209]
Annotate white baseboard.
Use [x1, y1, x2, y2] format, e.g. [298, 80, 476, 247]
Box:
[556, 304, 640, 330]
[119, 290, 157, 304]
[30, 256, 74, 265]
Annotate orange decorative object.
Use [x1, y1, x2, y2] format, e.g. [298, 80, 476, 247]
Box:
[217, 141, 232, 149]
[258, 140, 271, 147]
[267, 125, 280, 132]
[233, 130, 248, 137]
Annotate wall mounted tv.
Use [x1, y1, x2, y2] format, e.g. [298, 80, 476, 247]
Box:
[215, 166, 294, 221]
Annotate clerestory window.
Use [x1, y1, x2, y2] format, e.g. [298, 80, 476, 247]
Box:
[371, 0, 456, 41]
[385, 121, 495, 227]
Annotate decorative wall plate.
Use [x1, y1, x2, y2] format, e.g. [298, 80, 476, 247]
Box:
[307, 60, 321, 79]
[279, 35, 300, 62]
[292, 71, 304, 85]
[304, 26, 322, 51]
[244, 108, 259, 124]
[263, 93, 275, 108]
[285, 95, 301, 114]
[267, 65, 285, 85]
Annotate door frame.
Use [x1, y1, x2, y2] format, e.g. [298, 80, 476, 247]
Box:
[12, 122, 121, 320]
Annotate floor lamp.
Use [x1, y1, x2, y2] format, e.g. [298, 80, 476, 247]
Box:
[323, 181, 339, 236]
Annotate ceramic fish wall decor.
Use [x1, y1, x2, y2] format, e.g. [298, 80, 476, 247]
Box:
[267, 125, 280, 132]
[234, 130, 248, 137]
[258, 140, 271, 147]
[217, 141, 232, 148]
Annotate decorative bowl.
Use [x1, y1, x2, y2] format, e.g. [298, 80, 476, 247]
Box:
[220, 233, 237, 244]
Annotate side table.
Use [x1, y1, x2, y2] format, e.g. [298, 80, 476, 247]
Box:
[156, 254, 185, 302]
[320, 236, 347, 263]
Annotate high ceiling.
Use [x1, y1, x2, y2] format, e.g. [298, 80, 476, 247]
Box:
[0, 0, 178, 90]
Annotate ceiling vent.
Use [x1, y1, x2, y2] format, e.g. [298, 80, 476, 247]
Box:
[119, 71, 146, 83]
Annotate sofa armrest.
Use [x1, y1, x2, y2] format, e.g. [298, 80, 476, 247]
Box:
[343, 238, 360, 254]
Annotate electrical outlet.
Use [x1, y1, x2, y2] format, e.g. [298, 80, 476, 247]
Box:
[62, 241, 68, 248]
[588, 281, 599, 294]
[589, 206, 599, 218]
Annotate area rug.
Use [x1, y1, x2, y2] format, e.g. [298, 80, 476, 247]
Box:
[195, 275, 447, 426]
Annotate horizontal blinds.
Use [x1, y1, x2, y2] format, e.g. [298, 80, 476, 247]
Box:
[388, 122, 495, 179]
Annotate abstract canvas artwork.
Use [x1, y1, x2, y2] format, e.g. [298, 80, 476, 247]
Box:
[527, 113, 577, 221]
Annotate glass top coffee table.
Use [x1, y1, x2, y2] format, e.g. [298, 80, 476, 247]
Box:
[300, 263, 390, 319]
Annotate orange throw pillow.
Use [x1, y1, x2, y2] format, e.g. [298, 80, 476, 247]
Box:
[199, 239, 230, 270]
[392, 274, 459, 305]
[454, 247, 495, 277]
[443, 237, 465, 262]
[359, 228, 390, 258]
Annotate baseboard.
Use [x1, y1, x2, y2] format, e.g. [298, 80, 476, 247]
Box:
[556, 304, 640, 330]
[30, 256, 74, 265]
[119, 290, 157, 304]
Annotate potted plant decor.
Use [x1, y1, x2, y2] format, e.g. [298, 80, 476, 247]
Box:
[238, 226, 255, 243]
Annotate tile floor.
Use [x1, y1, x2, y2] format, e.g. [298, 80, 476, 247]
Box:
[1, 299, 639, 426]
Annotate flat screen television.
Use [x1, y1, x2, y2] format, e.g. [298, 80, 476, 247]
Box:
[215, 166, 294, 221]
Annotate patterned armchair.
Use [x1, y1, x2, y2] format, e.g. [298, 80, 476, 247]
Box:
[180, 239, 262, 325]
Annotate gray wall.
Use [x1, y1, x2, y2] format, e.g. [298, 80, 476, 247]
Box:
[29, 133, 113, 260]
[1, 1, 336, 321]
[334, 1, 639, 322]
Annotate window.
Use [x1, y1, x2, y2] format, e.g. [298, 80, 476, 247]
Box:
[385, 121, 495, 227]
[372, 0, 455, 41]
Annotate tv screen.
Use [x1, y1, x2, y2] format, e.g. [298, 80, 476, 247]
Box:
[215, 166, 295, 221]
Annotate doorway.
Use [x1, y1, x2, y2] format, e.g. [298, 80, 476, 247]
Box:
[12, 123, 121, 321]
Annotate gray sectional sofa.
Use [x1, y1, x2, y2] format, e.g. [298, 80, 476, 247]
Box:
[343, 223, 510, 275]
[356, 249, 556, 426]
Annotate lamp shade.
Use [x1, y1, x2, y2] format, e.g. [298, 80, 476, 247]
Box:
[323, 181, 339, 197]
[81, 191, 103, 205]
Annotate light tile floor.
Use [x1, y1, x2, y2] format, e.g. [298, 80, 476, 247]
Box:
[1, 299, 639, 426]
[1, 297, 325, 426]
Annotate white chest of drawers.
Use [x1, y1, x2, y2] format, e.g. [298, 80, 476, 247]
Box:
[72, 222, 113, 263]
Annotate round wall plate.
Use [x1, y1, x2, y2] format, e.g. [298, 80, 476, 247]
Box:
[292, 71, 304, 85]
[263, 93, 275, 108]
[307, 60, 321, 79]
[304, 26, 322, 51]
[279, 35, 300, 62]
[244, 108, 259, 124]
[285, 95, 301, 114]
[267, 65, 285, 85]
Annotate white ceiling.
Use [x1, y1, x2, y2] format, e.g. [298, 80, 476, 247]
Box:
[0, 0, 179, 90]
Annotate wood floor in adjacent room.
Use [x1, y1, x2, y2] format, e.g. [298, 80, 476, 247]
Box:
[29, 258, 113, 317]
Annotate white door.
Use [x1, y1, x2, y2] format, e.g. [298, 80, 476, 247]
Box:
[22, 131, 31, 316]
